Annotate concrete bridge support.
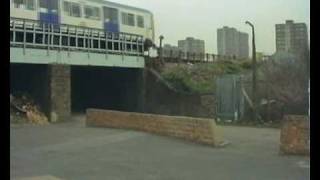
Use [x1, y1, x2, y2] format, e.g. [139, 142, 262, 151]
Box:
[48, 64, 71, 122]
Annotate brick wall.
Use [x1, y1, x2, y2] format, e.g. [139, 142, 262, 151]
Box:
[49, 65, 71, 122]
[86, 109, 220, 146]
[280, 115, 310, 155]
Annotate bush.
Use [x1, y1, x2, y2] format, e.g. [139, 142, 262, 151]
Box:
[161, 61, 245, 94]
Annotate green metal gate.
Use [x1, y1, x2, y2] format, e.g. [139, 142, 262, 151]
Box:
[216, 74, 245, 121]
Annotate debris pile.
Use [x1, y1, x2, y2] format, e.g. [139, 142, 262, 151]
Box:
[10, 93, 49, 125]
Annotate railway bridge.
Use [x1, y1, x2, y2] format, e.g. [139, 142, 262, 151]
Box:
[10, 18, 147, 122]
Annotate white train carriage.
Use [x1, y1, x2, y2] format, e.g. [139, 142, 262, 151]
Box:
[10, 0, 155, 44]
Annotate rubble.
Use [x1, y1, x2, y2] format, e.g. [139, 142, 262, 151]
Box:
[10, 93, 49, 125]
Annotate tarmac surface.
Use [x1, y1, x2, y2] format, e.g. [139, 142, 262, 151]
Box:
[11, 115, 310, 180]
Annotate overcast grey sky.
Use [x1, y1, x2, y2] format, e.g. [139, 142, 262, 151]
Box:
[113, 0, 310, 55]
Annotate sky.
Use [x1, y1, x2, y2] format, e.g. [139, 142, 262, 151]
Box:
[112, 0, 310, 55]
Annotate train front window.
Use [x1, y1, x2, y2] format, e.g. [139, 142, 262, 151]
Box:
[137, 15, 144, 28]
[84, 6, 100, 20]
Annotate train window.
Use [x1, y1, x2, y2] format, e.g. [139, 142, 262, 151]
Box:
[25, 0, 34, 10]
[13, 0, 34, 10]
[122, 12, 135, 26]
[63, 1, 70, 14]
[72, 4, 81, 17]
[13, 0, 23, 8]
[137, 15, 144, 28]
[84, 5, 100, 20]
[63, 1, 81, 17]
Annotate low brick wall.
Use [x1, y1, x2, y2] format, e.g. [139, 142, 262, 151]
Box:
[280, 115, 310, 155]
[86, 109, 220, 146]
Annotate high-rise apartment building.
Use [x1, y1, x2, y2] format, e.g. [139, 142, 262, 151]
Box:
[162, 44, 181, 58]
[217, 26, 249, 59]
[178, 37, 205, 59]
[275, 20, 309, 59]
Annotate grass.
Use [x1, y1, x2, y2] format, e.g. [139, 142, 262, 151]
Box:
[161, 60, 250, 94]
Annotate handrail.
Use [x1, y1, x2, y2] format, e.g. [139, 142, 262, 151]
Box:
[10, 17, 144, 57]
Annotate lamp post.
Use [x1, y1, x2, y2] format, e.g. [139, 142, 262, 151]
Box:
[159, 35, 164, 63]
[245, 21, 258, 122]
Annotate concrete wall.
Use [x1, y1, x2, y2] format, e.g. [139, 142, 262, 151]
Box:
[86, 109, 220, 146]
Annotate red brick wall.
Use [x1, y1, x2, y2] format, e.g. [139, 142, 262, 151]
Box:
[280, 115, 310, 155]
[86, 109, 219, 146]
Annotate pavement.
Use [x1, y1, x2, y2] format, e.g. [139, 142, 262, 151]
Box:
[11, 115, 310, 180]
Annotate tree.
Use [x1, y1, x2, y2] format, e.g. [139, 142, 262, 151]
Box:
[259, 52, 309, 115]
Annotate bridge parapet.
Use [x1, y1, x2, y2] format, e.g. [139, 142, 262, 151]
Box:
[10, 18, 145, 68]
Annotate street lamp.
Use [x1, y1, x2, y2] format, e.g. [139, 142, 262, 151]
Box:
[159, 35, 164, 63]
[245, 21, 258, 122]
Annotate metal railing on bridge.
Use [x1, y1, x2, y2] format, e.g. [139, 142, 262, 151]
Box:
[162, 49, 240, 63]
[10, 18, 145, 57]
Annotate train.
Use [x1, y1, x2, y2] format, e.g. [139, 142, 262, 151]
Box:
[10, 0, 156, 50]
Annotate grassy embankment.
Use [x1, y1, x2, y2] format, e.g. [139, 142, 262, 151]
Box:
[160, 60, 252, 94]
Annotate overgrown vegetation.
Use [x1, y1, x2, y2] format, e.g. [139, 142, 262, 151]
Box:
[161, 60, 250, 94]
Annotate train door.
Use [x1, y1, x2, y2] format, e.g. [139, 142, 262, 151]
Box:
[39, 0, 60, 25]
[103, 7, 119, 33]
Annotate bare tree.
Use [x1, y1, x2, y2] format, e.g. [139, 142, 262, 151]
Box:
[260, 54, 309, 115]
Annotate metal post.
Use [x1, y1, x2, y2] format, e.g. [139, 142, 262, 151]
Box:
[59, 25, 62, 52]
[67, 27, 70, 57]
[159, 35, 164, 63]
[105, 32, 108, 59]
[23, 20, 26, 55]
[246, 20, 258, 122]
[75, 27, 78, 50]
[47, 24, 50, 56]
[32, 23, 36, 44]
[121, 34, 124, 60]
[12, 20, 16, 43]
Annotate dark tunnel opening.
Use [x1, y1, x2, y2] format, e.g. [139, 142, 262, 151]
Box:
[71, 66, 145, 114]
[10, 63, 145, 118]
[10, 63, 50, 115]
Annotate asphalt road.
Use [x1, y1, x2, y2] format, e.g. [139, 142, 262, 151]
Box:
[10, 115, 310, 180]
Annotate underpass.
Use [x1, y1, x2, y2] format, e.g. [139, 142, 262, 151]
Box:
[10, 18, 146, 121]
